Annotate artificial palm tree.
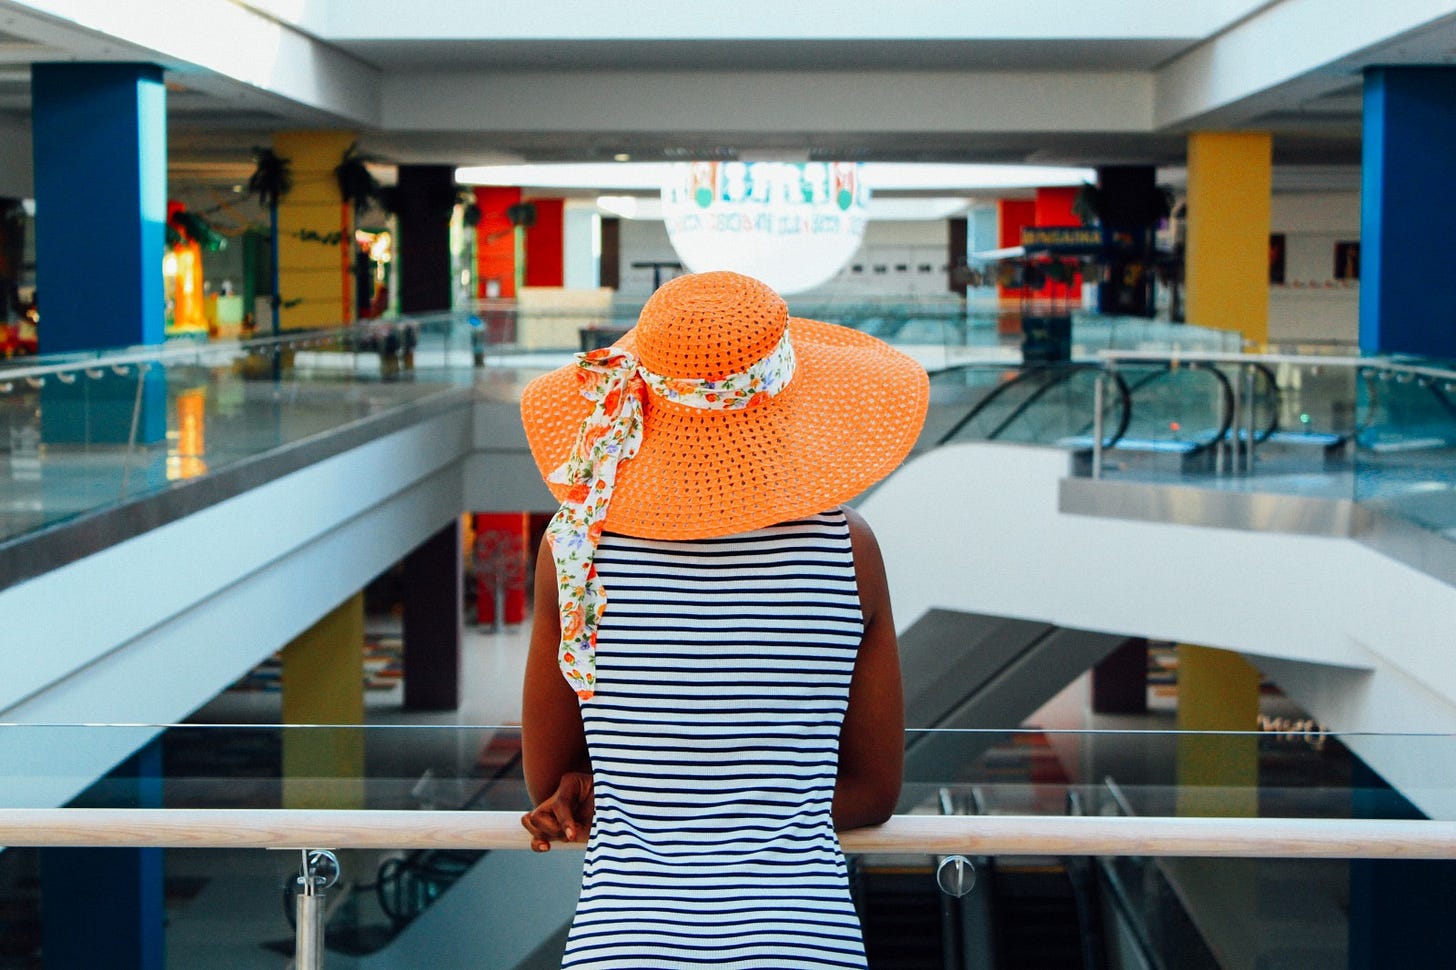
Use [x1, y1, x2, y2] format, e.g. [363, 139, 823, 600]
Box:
[334, 142, 382, 319]
[246, 146, 293, 337]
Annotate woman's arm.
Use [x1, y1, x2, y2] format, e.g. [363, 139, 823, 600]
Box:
[520, 533, 593, 849]
[834, 506, 905, 830]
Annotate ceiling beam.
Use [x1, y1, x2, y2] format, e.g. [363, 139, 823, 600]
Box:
[0, 0, 380, 125]
[1154, 0, 1456, 130]
[383, 69, 1153, 137]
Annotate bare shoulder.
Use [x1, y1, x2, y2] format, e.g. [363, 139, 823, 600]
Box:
[840, 504, 877, 546]
[838, 505, 889, 624]
[840, 505, 884, 569]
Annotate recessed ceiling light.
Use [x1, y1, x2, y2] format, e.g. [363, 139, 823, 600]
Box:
[613, 153, 631, 162]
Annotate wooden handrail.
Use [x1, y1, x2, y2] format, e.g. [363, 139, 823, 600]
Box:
[0, 809, 1452, 859]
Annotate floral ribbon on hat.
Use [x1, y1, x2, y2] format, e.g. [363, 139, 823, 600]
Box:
[545, 332, 797, 699]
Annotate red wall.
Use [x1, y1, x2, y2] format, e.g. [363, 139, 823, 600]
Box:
[1034, 186, 1079, 227]
[475, 186, 520, 298]
[998, 198, 1036, 250]
[524, 198, 565, 288]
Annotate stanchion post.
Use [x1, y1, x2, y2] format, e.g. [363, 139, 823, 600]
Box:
[295, 849, 340, 970]
[1243, 364, 1257, 474]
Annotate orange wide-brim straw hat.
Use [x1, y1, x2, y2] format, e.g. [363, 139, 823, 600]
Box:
[520, 271, 930, 540]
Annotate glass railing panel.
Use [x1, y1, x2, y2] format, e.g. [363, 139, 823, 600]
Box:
[1355, 363, 1456, 535]
[1072, 315, 1244, 356]
[899, 726, 1453, 970]
[903, 727, 1438, 816]
[1085, 353, 1456, 541]
[7, 722, 1445, 820]
[0, 313, 485, 544]
[1089, 353, 1367, 499]
[0, 725, 1452, 967]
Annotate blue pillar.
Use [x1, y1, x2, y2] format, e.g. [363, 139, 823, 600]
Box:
[1361, 67, 1456, 358]
[40, 742, 164, 970]
[31, 64, 167, 443]
[31, 63, 166, 353]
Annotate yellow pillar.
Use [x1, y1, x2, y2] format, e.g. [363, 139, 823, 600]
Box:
[1184, 132, 1272, 345]
[1175, 644, 1261, 817]
[281, 591, 365, 809]
[272, 130, 356, 330]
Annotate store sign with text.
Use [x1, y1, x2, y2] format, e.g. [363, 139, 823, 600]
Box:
[662, 162, 869, 294]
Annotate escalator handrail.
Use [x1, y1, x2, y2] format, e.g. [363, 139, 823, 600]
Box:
[1065, 790, 1110, 970]
[986, 366, 1100, 441]
[1179, 363, 1235, 457]
[1248, 362, 1282, 444]
[371, 750, 524, 929]
[1074, 364, 1169, 441]
[1093, 780, 1170, 970]
[936, 362, 1096, 446]
[1092, 362, 1232, 457]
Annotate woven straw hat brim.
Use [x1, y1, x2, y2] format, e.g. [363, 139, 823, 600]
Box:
[520, 317, 929, 540]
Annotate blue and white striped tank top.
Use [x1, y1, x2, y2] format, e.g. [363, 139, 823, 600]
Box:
[561, 510, 868, 969]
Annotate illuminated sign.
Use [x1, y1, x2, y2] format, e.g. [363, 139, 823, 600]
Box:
[661, 161, 869, 294]
[1020, 225, 1103, 253]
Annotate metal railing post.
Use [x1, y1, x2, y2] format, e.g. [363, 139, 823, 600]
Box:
[1226, 362, 1241, 476]
[1092, 368, 1106, 478]
[1243, 364, 1257, 474]
[295, 849, 340, 970]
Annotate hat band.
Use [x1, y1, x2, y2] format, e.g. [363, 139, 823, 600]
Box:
[638, 331, 796, 410]
[544, 332, 796, 699]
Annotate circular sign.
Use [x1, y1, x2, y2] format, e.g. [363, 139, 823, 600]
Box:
[661, 161, 869, 295]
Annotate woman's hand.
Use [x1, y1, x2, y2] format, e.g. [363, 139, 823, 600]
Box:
[520, 771, 595, 852]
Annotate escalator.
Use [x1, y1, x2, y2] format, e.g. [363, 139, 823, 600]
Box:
[928, 363, 1130, 453]
[928, 360, 1245, 468]
[857, 788, 1104, 970]
[899, 608, 1137, 782]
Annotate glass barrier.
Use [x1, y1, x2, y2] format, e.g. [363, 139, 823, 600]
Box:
[1355, 363, 1456, 534]
[0, 723, 1450, 967]
[0, 307, 1276, 554]
[0, 313, 481, 544]
[1070, 314, 1243, 356]
[1089, 353, 1456, 542]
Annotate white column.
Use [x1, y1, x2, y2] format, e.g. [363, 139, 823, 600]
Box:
[563, 201, 600, 290]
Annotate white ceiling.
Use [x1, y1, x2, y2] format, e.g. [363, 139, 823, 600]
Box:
[2, 0, 1454, 193]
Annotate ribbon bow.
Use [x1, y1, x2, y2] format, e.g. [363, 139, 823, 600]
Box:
[545, 347, 645, 699]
